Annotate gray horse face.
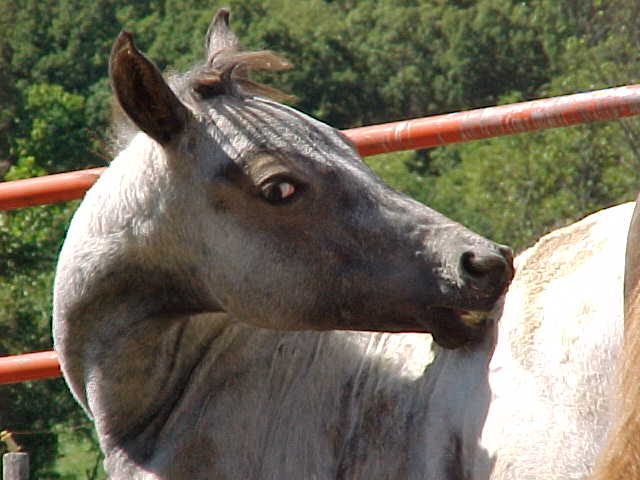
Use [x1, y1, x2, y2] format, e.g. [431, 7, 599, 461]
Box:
[107, 10, 513, 349]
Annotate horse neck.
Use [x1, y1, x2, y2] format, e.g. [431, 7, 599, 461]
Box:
[55, 290, 232, 447]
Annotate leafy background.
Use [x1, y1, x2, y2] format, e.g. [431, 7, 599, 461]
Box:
[1, 0, 639, 477]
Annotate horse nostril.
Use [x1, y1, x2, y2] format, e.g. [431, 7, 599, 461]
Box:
[461, 249, 508, 278]
[458, 244, 514, 301]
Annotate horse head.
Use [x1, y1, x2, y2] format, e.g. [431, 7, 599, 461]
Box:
[57, 9, 513, 350]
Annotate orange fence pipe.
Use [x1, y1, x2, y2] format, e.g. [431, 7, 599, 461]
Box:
[0, 351, 61, 384]
[347, 83, 640, 157]
[2, 84, 640, 211]
[0, 168, 105, 210]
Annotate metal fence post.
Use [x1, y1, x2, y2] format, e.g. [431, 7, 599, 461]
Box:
[2, 453, 29, 480]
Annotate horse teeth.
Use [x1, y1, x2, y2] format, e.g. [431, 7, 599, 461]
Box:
[460, 311, 486, 326]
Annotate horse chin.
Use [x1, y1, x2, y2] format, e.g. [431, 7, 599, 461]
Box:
[430, 308, 490, 349]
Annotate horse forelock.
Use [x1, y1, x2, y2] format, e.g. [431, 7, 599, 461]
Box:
[191, 49, 294, 103]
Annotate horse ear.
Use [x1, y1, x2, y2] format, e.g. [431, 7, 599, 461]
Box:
[204, 8, 240, 63]
[109, 30, 189, 145]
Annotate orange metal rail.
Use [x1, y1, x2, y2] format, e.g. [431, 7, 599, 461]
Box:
[2, 83, 640, 383]
[0, 168, 105, 211]
[347, 84, 640, 156]
[2, 84, 640, 212]
[0, 351, 61, 384]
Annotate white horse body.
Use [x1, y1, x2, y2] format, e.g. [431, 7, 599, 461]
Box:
[477, 202, 630, 479]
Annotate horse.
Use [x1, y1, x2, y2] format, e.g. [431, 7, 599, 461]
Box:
[53, 9, 513, 479]
[52, 8, 630, 479]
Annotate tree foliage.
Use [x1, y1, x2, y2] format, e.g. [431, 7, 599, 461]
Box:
[1, 0, 639, 477]
[420, 0, 640, 250]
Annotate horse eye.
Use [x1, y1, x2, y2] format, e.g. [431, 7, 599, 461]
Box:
[261, 179, 298, 204]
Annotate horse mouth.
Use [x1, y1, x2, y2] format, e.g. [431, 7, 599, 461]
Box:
[430, 308, 491, 349]
[457, 309, 490, 327]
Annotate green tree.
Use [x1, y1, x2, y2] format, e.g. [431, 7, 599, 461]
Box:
[419, 0, 640, 250]
[1, 81, 104, 480]
[423, 120, 634, 250]
[9, 84, 102, 179]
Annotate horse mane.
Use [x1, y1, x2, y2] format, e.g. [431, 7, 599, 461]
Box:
[591, 282, 640, 478]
